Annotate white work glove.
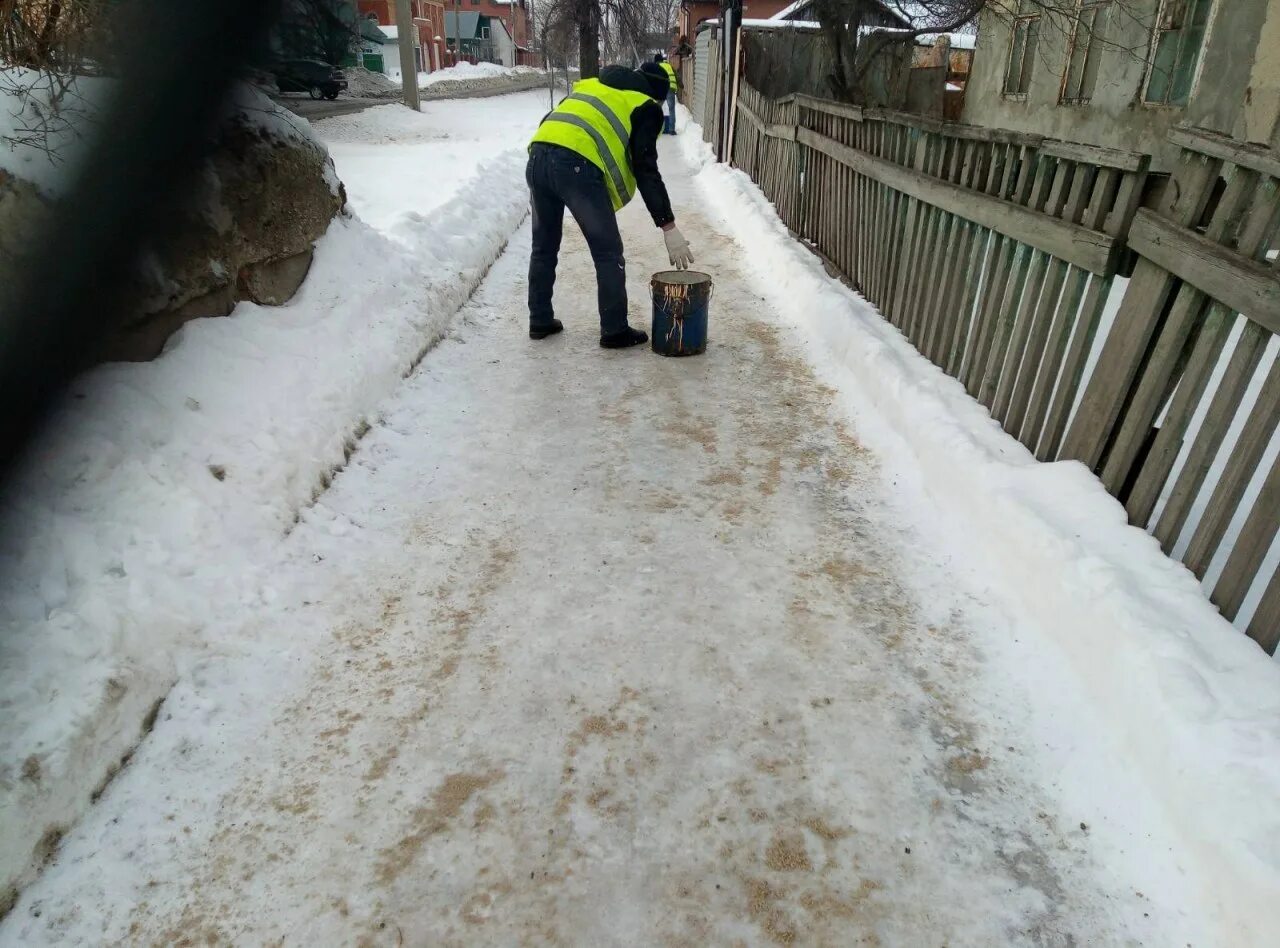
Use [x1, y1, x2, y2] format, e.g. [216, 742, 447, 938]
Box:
[664, 225, 694, 270]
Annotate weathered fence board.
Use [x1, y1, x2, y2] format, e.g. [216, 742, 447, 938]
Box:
[1061, 151, 1222, 469]
[1217, 452, 1280, 619]
[794, 127, 1119, 274]
[1127, 209, 1280, 335]
[1056, 127, 1280, 647]
[722, 78, 1278, 652]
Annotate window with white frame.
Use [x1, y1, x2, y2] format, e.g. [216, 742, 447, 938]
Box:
[1144, 0, 1213, 106]
[1061, 1, 1111, 104]
[1004, 0, 1041, 96]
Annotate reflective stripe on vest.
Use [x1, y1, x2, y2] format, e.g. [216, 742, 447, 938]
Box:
[660, 61, 677, 90]
[540, 112, 629, 200]
[528, 78, 652, 211]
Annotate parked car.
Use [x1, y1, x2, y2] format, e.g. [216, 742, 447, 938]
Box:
[272, 60, 348, 100]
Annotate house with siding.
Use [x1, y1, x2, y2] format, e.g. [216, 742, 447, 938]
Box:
[472, 0, 535, 64]
[445, 11, 514, 66]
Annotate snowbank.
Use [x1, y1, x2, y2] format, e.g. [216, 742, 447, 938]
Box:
[3, 74, 346, 364]
[0, 133, 529, 913]
[319, 88, 549, 233]
[676, 110, 1280, 941]
[420, 62, 540, 86]
[0, 67, 112, 197]
[342, 67, 400, 99]
[383, 62, 543, 88]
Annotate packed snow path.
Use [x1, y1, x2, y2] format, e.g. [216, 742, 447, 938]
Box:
[3, 132, 1215, 945]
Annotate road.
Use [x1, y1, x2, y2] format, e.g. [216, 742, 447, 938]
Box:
[272, 94, 392, 120]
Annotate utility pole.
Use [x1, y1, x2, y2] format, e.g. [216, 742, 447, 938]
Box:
[395, 0, 421, 110]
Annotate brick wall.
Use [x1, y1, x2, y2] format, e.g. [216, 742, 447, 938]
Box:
[358, 0, 448, 71]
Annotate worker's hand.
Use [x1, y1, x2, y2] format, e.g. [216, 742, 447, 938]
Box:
[664, 225, 694, 270]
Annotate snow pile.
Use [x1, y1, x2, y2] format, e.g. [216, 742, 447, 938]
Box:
[0, 67, 113, 197]
[342, 66, 401, 100]
[380, 63, 554, 99]
[419, 62, 540, 86]
[676, 109, 1280, 941]
[0, 107, 530, 909]
[0, 72, 321, 196]
[222, 83, 333, 161]
[319, 88, 549, 232]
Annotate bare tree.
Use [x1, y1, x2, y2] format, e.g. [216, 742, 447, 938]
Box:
[813, 0, 1155, 104]
[533, 0, 574, 66]
[564, 0, 599, 77]
[542, 0, 677, 80]
[1, 0, 115, 156]
[276, 0, 360, 66]
[601, 0, 676, 66]
[1, 0, 115, 70]
[533, 0, 577, 103]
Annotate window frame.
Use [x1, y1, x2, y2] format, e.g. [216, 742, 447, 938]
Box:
[1002, 1, 1042, 100]
[1142, 0, 1215, 108]
[1059, 0, 1112, 106]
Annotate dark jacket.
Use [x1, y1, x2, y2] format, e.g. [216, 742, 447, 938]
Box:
[597, 65, 674, 228]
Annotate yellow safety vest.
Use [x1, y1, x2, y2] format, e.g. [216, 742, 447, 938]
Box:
[660, 61, 677, 91]
[529, 78, 653, 211]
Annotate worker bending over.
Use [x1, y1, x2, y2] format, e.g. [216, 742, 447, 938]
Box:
[527, 62, 695, 349]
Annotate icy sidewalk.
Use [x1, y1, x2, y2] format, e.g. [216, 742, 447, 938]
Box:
[2, 137, 1260, 944]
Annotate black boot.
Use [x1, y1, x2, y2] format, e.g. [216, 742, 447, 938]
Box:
[600, 327, 649, 349]
[530, 318, 564, 340]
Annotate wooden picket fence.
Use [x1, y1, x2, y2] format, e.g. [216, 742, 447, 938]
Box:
[722, 78, 1280, 652]
[731, 82, 1150, 461]
[1064, 127, 1280, 650]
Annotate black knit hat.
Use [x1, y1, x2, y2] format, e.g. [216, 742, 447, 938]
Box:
[638, 62, 668, 101]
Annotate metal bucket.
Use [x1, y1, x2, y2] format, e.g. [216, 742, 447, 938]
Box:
[650, 270, 712, 357]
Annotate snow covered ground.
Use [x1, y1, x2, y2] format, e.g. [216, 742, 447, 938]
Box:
[0, 89, 546, 910]
[675, 109, 1280, 940]
[322, 90, 558, 232]
[3, 99, 1280, 944]
[382, 62, 543, 88]
[419, 63, 542, 87]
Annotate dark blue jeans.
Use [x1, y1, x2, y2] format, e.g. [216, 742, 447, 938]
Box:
[527, 143, 628, 336]
[665, 91, 676, 134]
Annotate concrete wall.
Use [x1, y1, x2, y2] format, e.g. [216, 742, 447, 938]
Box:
[1231, 0, 1280, 146]
[1183, 1, 1271, 139]
[962, 1, 1268, 172]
